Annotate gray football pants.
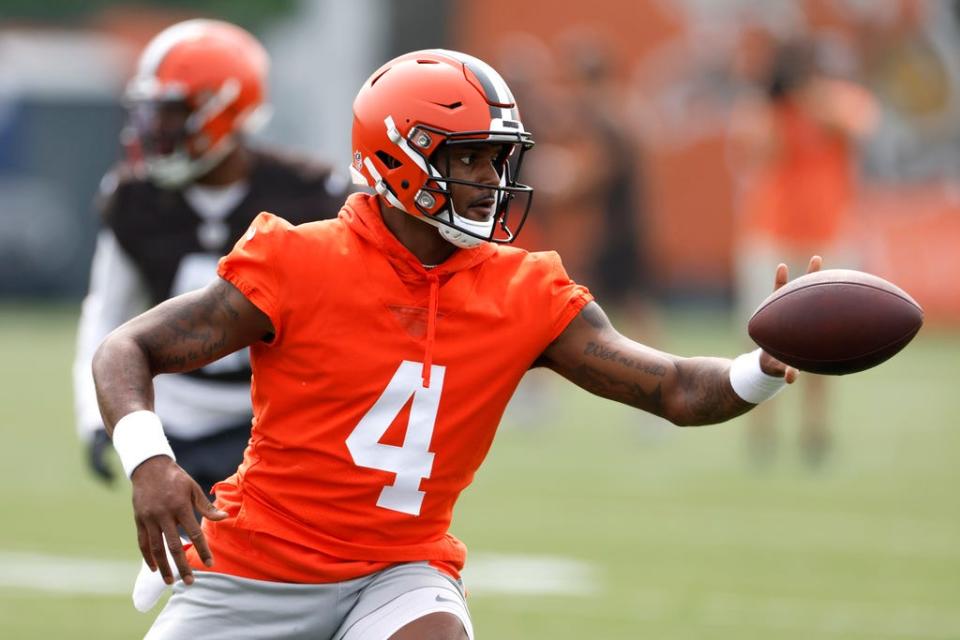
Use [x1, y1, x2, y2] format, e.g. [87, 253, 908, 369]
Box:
[144, 561, 473, 640]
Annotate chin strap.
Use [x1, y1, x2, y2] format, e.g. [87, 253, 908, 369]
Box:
[145, 135, 238, 189]
[422, 203, 494, 249]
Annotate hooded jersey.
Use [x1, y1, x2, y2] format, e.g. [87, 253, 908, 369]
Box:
[190, 193, 592, 583]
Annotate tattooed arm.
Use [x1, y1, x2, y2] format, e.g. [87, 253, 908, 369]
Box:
[93, 277, 273, 432]
[539, 302, 792, 426]
[91, 277, 272, 585]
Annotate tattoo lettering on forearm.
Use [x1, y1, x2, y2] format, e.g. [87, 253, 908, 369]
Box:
[675, 360, 752, 425]
[154, 333, 228, 371]
[584, 342, 667, 377]
[140, 285, 236, 374]
[567, 364, 663, 413]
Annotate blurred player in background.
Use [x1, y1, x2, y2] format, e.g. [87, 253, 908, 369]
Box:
[73, 19, 349, 490]
[557, 30, 652, 323]
[728, 38, 878, 467]
[93, 49, 815, 639]
[513, 33, 651, 321]
[495, 32, 655, 432]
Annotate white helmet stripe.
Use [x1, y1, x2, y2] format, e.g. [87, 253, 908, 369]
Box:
[384, 115, 446, 190]
[136, 19, 210, 79]
[384, 116, 429, 174]
[187, 78, 240, 132]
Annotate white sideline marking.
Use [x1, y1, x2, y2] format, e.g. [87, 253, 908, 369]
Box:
[5, 549, 957, 638]
[463, 552, 600, 596]
[0, 550, 599, 598]
[0, 551, 134, 595]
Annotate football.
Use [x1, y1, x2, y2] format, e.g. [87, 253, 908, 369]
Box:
[748, 269, 923, 375]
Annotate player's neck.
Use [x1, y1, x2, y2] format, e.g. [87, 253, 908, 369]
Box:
[195, 146, 252, 187]
[380, 204, 458, 266]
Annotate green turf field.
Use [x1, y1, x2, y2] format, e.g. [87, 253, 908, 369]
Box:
[1, 303, 958, 639]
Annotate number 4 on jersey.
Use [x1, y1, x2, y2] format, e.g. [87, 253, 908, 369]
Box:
[346, 361, 445, 516]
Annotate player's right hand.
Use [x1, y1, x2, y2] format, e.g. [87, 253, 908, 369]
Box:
[87, 428, 116, 484]
[758, 255, 823, 383]
[130, 456, 228, 586]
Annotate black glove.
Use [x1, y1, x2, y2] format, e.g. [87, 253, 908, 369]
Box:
[87, 428, 116, 485]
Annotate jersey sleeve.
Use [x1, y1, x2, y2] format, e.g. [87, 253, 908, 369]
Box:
[533, 251, 594, 344]
[217, 212, 292, 342]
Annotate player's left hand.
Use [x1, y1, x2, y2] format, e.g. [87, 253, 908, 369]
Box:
[131, 456, 228, 586]
[759, 255, 823, 382]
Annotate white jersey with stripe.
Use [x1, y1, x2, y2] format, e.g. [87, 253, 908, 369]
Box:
[73, 200, 253, 442]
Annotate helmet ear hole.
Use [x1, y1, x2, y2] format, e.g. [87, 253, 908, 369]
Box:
[375, 150, 402, 169]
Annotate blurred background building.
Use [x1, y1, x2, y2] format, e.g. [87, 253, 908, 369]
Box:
[2, 0, 960, 320]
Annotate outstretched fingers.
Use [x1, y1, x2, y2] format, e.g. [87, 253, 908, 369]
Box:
[185, 485, 228, 568]
[807, 255, 823, 274]
[784, 365, 799, 384]
[135, 517, 156, 572]
[161, 520, 193, 585]
[761, 256, 823, 382]
[758, 349, 800, 383]
[775, 256, 823, 291]
[133, 513, 213, 586]
[145, 522, 175, 585]
[774, 263, 789, 291]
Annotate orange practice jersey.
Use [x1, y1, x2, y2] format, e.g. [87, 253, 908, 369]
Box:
[186, 193, 592, 583]
[740, 99, 856, 248]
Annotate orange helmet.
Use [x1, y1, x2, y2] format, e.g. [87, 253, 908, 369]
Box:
[351, 49, 535, 248]
[123, 19, 270, 187]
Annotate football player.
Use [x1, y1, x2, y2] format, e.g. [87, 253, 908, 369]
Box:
[728, 39, 876, 467]
[74, 19, 349, 491]
[92, 49, 817, 639]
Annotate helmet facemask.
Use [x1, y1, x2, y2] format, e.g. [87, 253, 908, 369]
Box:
[389, 124, 535, 249]
[424, 130, 534, 248]
[123, 79, 260, 189]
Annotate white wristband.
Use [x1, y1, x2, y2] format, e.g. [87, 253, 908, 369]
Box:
[112, 410, 176, 479]
[729, 348, 787, 404]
